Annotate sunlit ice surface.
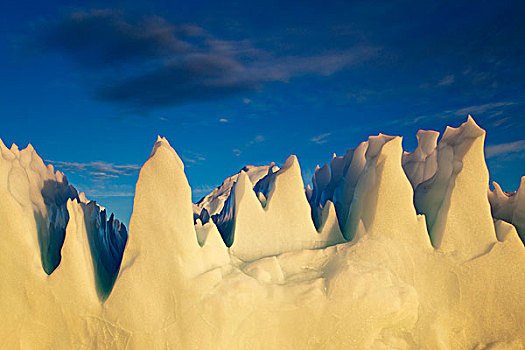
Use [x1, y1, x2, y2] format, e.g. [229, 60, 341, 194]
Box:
[0, 116, 524, 349]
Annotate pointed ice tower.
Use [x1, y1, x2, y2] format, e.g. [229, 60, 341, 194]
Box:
[127, 136, 204, 273]
[339, 135, 431, 246]
[0, 138, 80, 275]
[213, 155, 344, 261]
[105, 137, 210, 338]
[331, 141, 368, 238]
[489, 177, 525, 243]
[48, 199, 100, 306]
[414, 116, 497, 258]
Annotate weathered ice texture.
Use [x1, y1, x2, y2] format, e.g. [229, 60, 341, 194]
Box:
[0, 117, 524, 349]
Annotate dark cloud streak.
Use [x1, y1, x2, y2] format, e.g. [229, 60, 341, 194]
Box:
[38, 8, 377, 110]
[96, 53, 254, 108]
[41, 9, 197, 67]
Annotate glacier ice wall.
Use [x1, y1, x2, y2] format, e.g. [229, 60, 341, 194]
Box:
[0, 138, 128, 297]
[82, 201, 128, 300]
[1, 117, 525, 349]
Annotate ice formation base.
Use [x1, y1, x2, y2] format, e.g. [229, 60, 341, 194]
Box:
[0, 116, 524, 349]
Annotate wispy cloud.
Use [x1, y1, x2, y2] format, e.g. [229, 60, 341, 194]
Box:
[437, 74, 455, 86]
[232, 148, 242, 156]
[88, 171, 119, 179]
[47, 160, 141, 177]
[37, 8, 378, 110]
[248, 135, 264, 145]
[419, 74, 455, 89]
[407, 101, 519, 125]
[82, 182, 137, 199]
[231, 134, 266, 157]
[491, 117, 511, 127]
[219, 118, 229, 123]
[454, 102, 517, 117]
[87, 191, 135, 197]
[310, 133, 331, 144]
[486, 140, 525, 159]
[180, 151, 206, 166]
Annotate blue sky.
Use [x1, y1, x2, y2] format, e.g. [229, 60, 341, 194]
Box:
[1, 0, 524, 224]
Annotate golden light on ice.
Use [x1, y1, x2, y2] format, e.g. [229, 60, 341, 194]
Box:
[0, 117, 524, 349]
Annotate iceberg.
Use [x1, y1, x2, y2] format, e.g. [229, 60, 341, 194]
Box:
[0, 117, 524, 349]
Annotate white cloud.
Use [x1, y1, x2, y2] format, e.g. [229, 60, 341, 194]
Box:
[47, 160, 141, 176]
[254, 135, 264, 143]
[310, 133, 331, 144]
[246, 135, 265, 146]
[454, 102, 517, 117]
[486, 140, 525, 158]
[180, 151, 206, 165]
[87, 192, 135, 197]
[219, 118, 228, 123]
[437, 74, 455, 86]
[406, 101, 518, 125]
[491, 117, 510, 127]
[89, 171, 119, 179]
